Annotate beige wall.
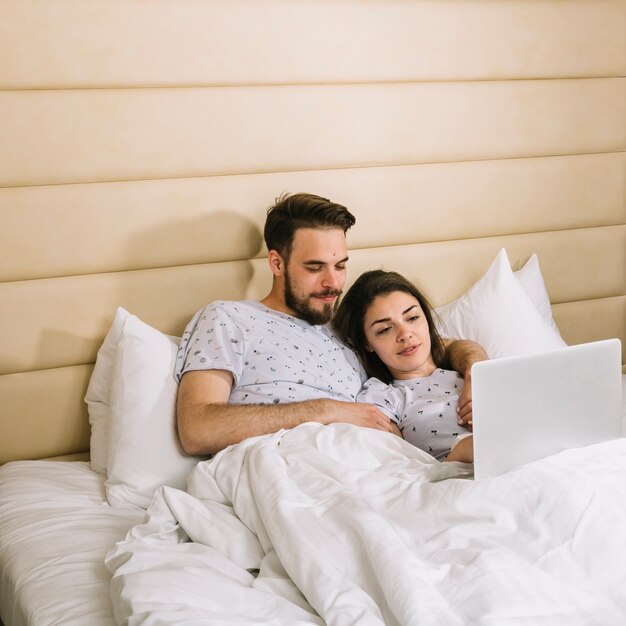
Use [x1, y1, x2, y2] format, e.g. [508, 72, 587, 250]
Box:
[1, 0, 625, 463]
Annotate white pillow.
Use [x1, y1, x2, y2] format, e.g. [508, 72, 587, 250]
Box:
[514, 253, 562, 336]
[85, 307, 131, 475]
[434, 248, 567, 359]
[105, 311, 199, 509]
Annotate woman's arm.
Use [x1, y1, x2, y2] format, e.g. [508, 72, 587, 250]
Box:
[445, 434, 474, 463]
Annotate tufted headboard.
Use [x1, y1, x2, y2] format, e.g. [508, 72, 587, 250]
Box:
[1, 0, 624, 464]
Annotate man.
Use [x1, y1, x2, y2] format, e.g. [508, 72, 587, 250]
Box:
[175, 193, 483, 456]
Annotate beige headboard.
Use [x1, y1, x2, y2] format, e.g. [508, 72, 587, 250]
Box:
[1, 1, 624, 464]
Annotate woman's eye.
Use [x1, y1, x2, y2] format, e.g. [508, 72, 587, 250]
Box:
[377, 327, 390, 336]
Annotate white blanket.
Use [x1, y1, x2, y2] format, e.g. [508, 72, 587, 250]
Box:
[106, 424, 626, 625]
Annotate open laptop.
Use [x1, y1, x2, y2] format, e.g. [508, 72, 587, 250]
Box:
[471, 338, 623, 479]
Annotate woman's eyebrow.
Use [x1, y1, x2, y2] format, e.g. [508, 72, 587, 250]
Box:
[370, 304, 418, 327]
[370, 316, 391, 327]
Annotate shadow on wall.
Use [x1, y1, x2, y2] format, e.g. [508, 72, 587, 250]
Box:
[23, 208, 269, 460]
[116, 208, 267, 335]
[127, 208, 266, 270]
[36, 209, 266, 369]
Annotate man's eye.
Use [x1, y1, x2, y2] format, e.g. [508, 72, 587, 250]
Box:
[336, 264, 346, 271]
[307, 266, 322, 273]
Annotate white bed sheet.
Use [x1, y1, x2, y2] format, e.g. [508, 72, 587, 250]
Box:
[107, 420, 626, 626]
[0, 461, 144, 626]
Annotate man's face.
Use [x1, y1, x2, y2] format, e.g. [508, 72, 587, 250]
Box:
[282, 228, 348, 325]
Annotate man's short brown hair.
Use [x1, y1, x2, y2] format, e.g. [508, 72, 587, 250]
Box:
[264, 193, 356, 261]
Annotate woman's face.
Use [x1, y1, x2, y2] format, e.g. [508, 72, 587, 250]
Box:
[363, 290, 436, 380]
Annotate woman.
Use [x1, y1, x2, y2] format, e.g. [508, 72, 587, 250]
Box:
[333, 270, 473, 463]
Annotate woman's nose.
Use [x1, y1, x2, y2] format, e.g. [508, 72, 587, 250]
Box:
[396, 324, 412, 342]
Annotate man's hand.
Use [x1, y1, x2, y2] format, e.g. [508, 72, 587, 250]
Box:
[177, 371, 399, 456]
[443, 338, 488, 432]
[318, 399, 398, 434]
[457, 373, 473, 430]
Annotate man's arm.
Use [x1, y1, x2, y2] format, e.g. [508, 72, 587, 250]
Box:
[442, 339, 488, 429]
[177, 369, 397, 456]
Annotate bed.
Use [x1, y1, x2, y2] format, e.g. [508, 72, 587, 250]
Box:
[1, 1, 625, 625]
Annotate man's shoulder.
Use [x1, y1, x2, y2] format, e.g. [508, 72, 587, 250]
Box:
[182, 301, 260, 337]
[200, 299, 260, 317]
[319, 322, 352, 346]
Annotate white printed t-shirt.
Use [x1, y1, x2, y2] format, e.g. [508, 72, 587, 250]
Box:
[174, 300, 366, 405]
[357, 369, 470, 460]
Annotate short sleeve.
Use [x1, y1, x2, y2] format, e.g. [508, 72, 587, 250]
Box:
[174, 302, 245, 384]
[356, 377, 403, 423]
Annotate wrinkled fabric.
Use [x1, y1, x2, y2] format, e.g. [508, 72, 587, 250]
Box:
[107, 424, 626, 626]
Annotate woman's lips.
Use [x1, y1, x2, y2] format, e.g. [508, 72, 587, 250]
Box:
[398, 344, 418, 356]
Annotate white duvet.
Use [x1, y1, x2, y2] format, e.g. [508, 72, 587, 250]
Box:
[107, 423, 626, 626]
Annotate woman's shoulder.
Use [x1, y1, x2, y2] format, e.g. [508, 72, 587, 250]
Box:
[358, 377, 403, 415]
[359, 377, 405, 403]
[361, 376, 393, 392]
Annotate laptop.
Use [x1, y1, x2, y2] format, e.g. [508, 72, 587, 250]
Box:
[471, 338, 623, 479]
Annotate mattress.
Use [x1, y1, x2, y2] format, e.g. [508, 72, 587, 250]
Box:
[0, 461, 143, 626]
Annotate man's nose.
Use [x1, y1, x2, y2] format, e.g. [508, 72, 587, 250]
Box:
[321, 269, 341, 291]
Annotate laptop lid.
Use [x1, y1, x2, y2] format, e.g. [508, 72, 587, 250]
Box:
[472, 338, 623, 480]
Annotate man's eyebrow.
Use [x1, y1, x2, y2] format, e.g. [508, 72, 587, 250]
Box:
[370, 305, 418, 327]
[303, 255, 349, 266]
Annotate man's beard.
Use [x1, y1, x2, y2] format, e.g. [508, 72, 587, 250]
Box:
[284, 269, 341, 326]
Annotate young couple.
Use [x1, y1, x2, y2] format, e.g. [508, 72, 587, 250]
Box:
[175, 193, 483, 462]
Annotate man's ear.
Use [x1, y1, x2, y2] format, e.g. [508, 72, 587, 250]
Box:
[268, 250, 285, 277]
